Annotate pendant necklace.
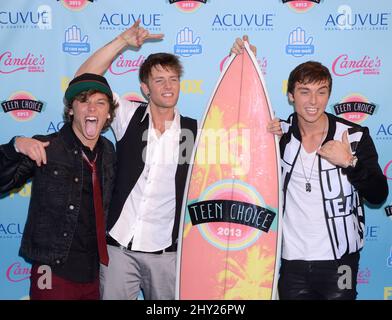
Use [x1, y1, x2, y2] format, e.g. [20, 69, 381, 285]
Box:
[298, 122, 327, 193]
[299, 149, 317, 192]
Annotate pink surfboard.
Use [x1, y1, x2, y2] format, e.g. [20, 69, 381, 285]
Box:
[176, 42, 282, 300]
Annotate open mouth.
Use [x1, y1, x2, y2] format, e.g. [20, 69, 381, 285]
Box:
[305, 108, 318, 114]
[85, 116, 98, 137]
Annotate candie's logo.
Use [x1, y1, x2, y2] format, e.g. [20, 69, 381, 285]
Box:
[109, 54, 145, 75]
[169, 0, 207, 13]
[1, 91, 44, 121]
[332, 54, 381, 77]
[332, 93, 376, 124]
[58, 0, 93, 11]
[6, 262, 31, 283]
[283, 0, 320, 13]
[0, 51, 45, 74]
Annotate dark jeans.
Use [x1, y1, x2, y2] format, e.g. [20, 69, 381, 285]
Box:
[278, 252, 360, 300]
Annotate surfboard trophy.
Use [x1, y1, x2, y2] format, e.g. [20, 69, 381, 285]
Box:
[176, 42, 282, 300]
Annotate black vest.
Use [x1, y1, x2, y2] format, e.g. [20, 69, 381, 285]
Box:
[107, 105, 197, 246]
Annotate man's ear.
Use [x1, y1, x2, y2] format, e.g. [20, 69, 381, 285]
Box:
[140, 82, 149, 97]
[288, 92, 294, 103]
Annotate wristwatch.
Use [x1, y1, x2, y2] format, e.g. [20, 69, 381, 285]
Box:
[348, 155, 358, 168]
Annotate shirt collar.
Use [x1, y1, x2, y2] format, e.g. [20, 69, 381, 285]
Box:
[141, 104, 181, 131]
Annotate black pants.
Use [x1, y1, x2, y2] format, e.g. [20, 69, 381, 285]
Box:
[278, 252, 360, 300]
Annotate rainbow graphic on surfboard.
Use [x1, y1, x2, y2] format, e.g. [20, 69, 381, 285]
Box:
[176, 42, 282, 300]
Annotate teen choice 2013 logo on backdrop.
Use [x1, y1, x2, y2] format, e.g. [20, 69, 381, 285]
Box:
[1, 91, 44, 122]
[332, 93, 376, 124]
[187, 179, 277, 251]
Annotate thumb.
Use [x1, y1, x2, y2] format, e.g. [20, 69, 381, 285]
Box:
[243, 34, 249, 44]
[342, 130, 349, 145]
[342, 130, 352, 153]
[43, 141, 50, 148]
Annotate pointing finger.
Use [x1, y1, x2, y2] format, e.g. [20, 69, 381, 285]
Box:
[30, 148, 42, 167]
[40, 143, 49, 165]
[148, 33, 164, 40]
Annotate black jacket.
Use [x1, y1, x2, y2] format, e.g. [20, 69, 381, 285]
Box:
[0, 124, 116, 265]
[279, 112, 388, 259]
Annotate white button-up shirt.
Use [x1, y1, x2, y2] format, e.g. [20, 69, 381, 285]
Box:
[109, 93, 181, 252]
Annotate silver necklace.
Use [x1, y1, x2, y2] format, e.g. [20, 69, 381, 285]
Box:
[298, 124, 327, 193]
[299, 149, 318, 192]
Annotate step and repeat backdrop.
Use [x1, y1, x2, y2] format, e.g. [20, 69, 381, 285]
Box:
[0, 0, 391, 300]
